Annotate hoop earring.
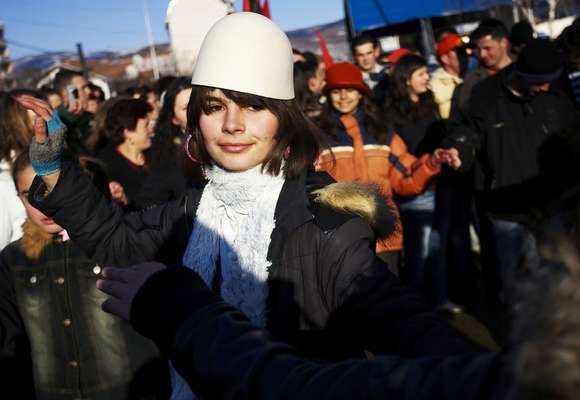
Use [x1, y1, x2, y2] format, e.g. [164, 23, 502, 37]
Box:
[184, 134, 201, 164]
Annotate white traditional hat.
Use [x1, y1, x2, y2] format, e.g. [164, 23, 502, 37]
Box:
[191, 12, 294, 100]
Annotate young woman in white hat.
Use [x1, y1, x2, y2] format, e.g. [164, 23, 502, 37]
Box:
[19, 12, 472, 399]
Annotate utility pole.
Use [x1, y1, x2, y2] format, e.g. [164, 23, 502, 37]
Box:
[144, 0, 160, 80]
[420, 18, 436, 62]
[524, 0, 535, 26]
[76, 42, 88, 77]
[512, 0, 520, 22]
[547, 0, 557, 37]
[0, 25, 14, 90]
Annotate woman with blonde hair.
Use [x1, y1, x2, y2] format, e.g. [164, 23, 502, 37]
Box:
[0, 92, 35, 249]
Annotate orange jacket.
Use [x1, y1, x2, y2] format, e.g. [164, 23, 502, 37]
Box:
[315, 114, 440, 251]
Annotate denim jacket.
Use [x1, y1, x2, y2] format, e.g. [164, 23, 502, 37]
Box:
[0, 220, 170, 400]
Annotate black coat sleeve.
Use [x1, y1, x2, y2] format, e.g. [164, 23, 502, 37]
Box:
[28, 161, 193, 267]
[317, 218, 475, 358]
[131, 267, 510, 400]
[443, 79, 491, 172]
[133, 158, 188, 209]
[0, 250, 35, 397]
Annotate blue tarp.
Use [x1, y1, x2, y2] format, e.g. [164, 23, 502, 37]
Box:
[345, 0, 513, 33]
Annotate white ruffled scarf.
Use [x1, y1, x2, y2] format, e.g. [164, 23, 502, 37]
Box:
[182, 164, 285, 327]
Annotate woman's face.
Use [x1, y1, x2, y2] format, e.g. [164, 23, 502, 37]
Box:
[308, 64, 326, 94]
[47, 93, 63, 110]
[172, 88, 192, 131]
[17, 166, 64, 234]
[329, 88, 362, 115]
[124, 114, 154, 151]
[407, 66, 430, 98]
[199, 89, 279, 172]
[146, 92, 160, 120]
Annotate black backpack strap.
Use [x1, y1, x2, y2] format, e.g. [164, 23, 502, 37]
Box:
[385, 127, 412, 178]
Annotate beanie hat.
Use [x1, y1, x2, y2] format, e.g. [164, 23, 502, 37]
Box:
[515, 38, 563, 83]
[323, 62, 371, 95]
[436, 34, 464, 57]
[192, 12, 294, 100]
[388, 48, 412, 64]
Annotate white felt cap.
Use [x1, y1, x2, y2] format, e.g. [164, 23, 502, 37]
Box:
[191, 12, 294, 100]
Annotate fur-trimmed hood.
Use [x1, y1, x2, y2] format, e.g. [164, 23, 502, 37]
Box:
[20, 219, 56, 260]
[311, 181, 398, 240]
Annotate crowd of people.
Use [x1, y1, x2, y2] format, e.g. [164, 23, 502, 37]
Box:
[0, 9, 580, 400]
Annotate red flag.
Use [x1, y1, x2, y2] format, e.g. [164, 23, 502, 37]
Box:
[243, 0, 251, 12]
[314, 29, 334, 67]
[261, 0, 271, 18]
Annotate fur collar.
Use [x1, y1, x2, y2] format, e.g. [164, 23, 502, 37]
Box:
[311, 182, 396, 239]
[21, 219, 55, 260]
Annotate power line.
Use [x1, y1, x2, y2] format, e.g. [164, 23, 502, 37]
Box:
[2, 18, 147, 37]
[3, 0, 167, 15]
[4, 38, 57, 53]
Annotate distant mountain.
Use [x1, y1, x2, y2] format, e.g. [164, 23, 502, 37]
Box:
[11, 51, 121, 74]
[13, 52, 77, 73]
[11, 19, 348, 77]
[86, 51, 119, 60]
[12, 43, 173, 75]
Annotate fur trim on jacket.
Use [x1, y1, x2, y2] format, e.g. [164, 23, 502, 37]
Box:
[20, 219, 54, 260]
[312, 181, 398, 242]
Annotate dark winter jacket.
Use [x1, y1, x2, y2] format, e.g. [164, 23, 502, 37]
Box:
[394, 111, 445, 157]
[449, 65, 491, 118]
[444, 65, 580, 222]
[29, 161, 473, 361]
[0, 220, 170, 399]
[137, 155, 188, 209]
[97, 144, 149, 206]
[97, 144, 186, 210]
[129, 266, 513, 400]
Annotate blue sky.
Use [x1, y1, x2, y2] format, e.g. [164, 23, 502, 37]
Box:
[1, 0, 344, 59]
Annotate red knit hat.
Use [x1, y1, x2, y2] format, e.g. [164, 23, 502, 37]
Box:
[323, 62, 371, 95]
[388, 48, 412, 64]
[436, 34, 464, 57]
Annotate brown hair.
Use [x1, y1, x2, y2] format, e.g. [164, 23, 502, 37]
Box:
[84, 96, 129, 154]
[105, 98, 153, 146]
[186, 86, 321, 179]
[383, 54, 439, 129]
[0, 94, 34, 163]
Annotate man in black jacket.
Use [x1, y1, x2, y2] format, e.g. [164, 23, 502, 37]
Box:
[445, 38, 580, 341]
